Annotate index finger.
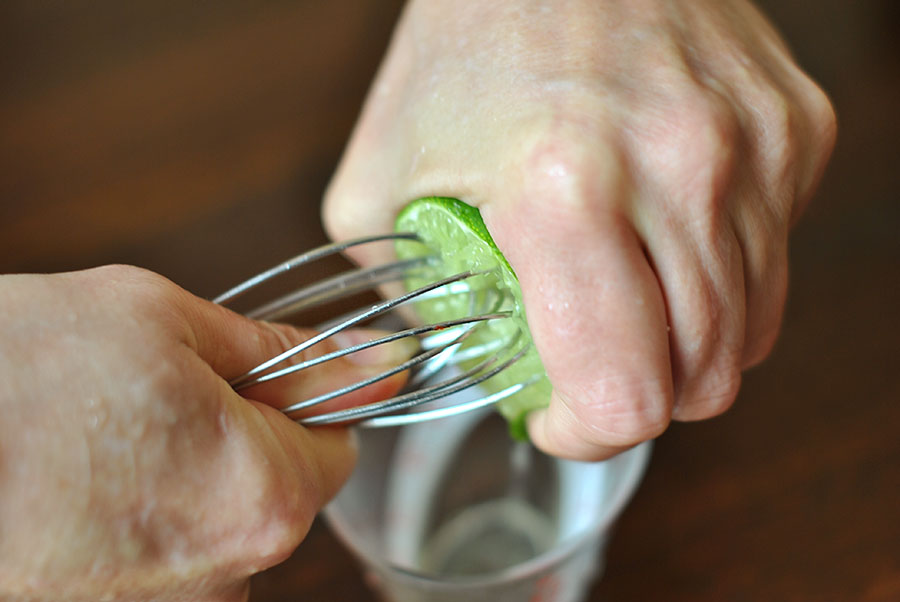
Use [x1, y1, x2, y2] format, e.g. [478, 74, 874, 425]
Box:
[484, 160, 674, 460]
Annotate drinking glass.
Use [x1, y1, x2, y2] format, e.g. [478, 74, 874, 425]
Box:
[325, 409, 651, 602]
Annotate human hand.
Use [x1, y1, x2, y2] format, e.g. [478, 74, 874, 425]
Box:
[0, 266, 409, 601]
[324, 0, 836, 460]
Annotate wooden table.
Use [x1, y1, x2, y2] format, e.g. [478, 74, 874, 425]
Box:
[2, 2, 898, 600]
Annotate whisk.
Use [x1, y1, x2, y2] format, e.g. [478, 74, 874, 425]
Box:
[213, 233, 541, 428]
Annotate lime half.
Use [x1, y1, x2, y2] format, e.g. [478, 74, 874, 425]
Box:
[394, 197, 551, 439]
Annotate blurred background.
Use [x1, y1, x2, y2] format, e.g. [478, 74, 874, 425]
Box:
[1, 1, 897, 600]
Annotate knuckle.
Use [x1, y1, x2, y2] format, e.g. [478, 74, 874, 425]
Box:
[681, 359, 743, 419]
[748, 87, 815, 205]
[680, 94, 739, 165]
[757, 91, 797, 171]
[90, 264, 179, 309]
[743, 322, 780, 368]
[251, 512, 305, 568]
[91, 263, 156, 287]
[804, 80, 838, 158]
[640, 90, 738, 210]
[242, 520, 304, 572]
[517, 117, 624, 213]
[233, 451, 309, 569]
[322, 187, 359, 241]
[743, 248, 789, 368]
[744, 301, 787, 369]
[86, 265, 197, 352]
[706, 364, 742, 415]
[788, 77, 837, 214]
[569, 377, 673, 446]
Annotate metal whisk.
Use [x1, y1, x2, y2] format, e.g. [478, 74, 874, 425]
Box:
[214, 233, 540, 428]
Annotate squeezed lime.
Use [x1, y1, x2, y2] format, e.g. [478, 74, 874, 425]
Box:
[394, 197, 551, 438]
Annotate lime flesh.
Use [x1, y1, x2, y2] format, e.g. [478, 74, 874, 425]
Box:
[394, 197, 551, 439]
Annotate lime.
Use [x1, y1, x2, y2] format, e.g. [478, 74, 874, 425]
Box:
[394, 197, 551, 439]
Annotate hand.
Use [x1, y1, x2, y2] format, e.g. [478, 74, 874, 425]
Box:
[0, 266, 409, 601]
[324, 0, 836, 459]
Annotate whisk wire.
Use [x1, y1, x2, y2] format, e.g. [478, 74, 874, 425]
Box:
[300, 336, 529, 426]
[238, 311, 512, 390]
[245, 256, 434, 321]
[213, 232, 420, 306]
[359, 373, 545, 428]
[217, 233, 539, 428]
[279, 327, 475, 414]
[228, 270, 488, 389]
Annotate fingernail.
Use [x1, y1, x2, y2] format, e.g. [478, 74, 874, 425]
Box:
[330, 329, 418, 367]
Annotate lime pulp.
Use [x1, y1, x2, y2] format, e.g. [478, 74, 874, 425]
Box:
[394, 197, 551, 438]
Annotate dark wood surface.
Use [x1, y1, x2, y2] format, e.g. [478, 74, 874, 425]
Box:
[2, 2, 898, 600]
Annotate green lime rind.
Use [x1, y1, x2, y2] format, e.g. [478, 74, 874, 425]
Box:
[394, 197, 551, 438]
[507, 412, 531, 443]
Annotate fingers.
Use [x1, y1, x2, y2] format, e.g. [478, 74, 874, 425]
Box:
[505, 209, 672, 461]
[638, 203, 748, 421]
[727, 71, 834, 363]
[316, 0, 837, 463]
[162, 283, 373, 574]
[726, 173, 790, 370]
[624, 87, 749, 420]
[485, 139, 674, 461]
[772, 66, 838, 225]
[686, 56, 830, 368]
[0, 266, 366, 593]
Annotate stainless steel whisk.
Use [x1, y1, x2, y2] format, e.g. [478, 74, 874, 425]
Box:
[214, 233, 539, 428]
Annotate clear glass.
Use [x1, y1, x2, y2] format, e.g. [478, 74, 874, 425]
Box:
[325, 409, 651, 602]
